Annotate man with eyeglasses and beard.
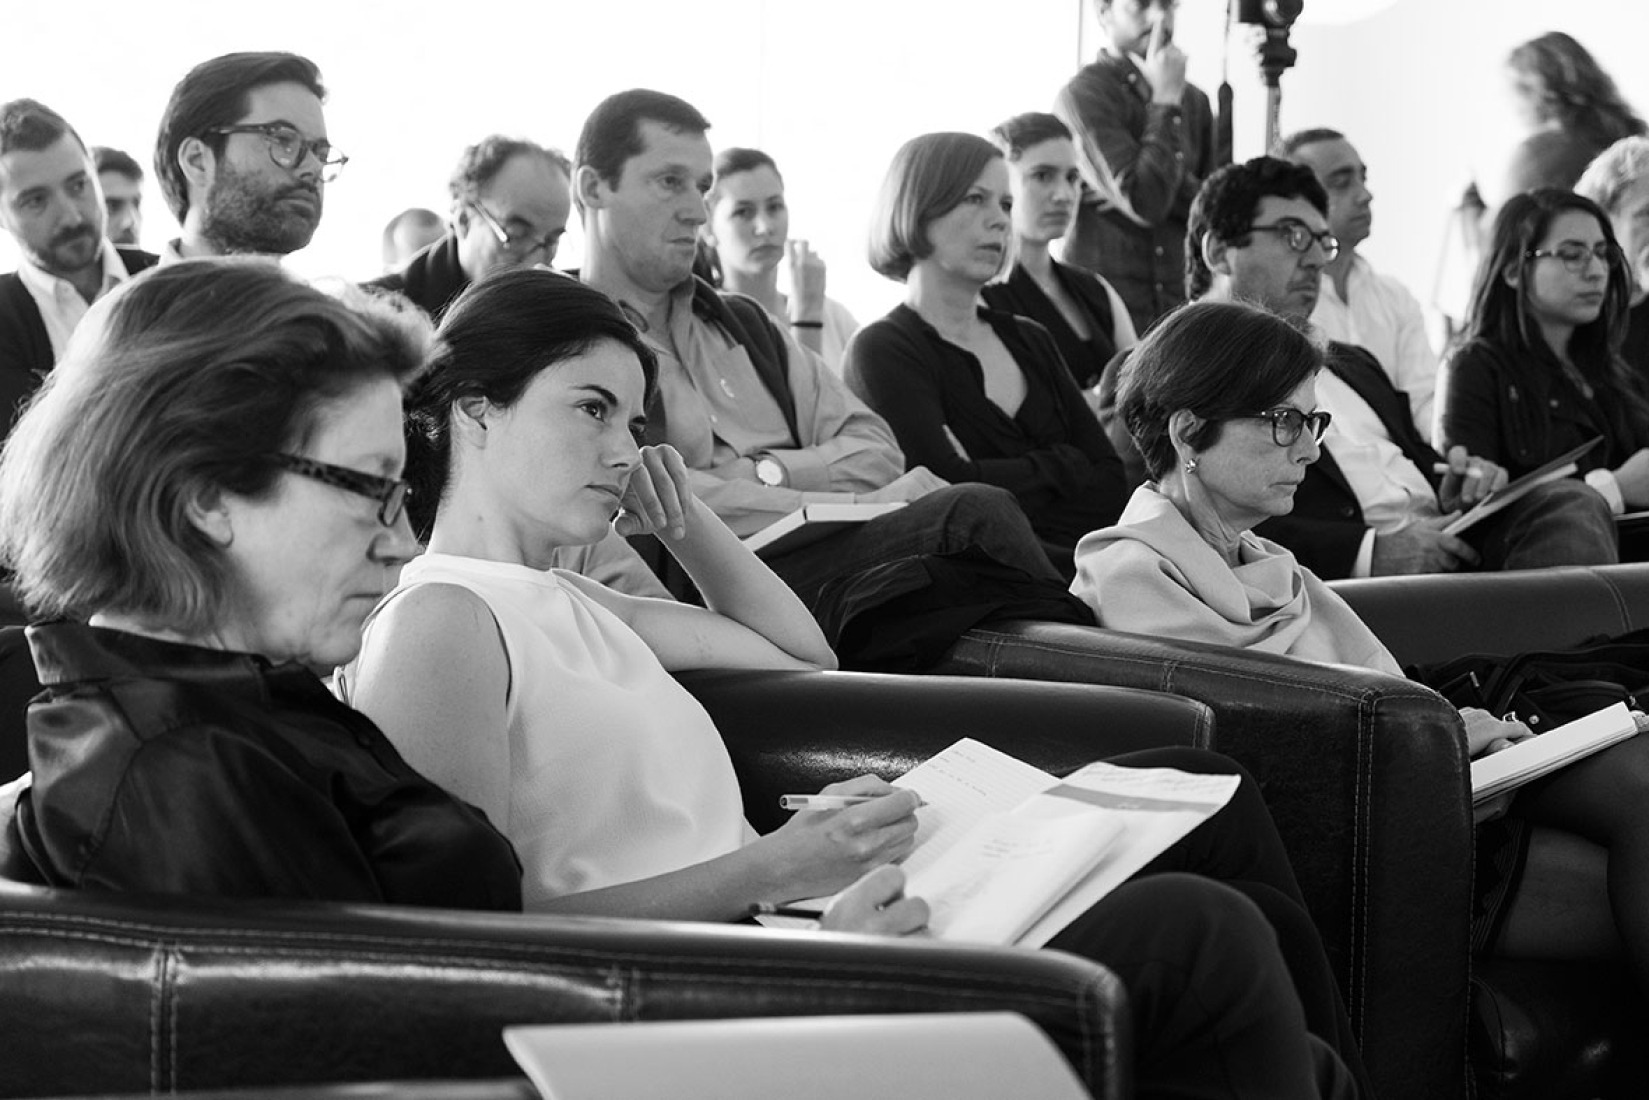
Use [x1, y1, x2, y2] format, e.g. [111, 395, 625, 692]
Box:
[366, 136, 572, 322]
[154, 51, 345, 261]
[1099, 156, 1616, 578]
[1, 99, 158, 424]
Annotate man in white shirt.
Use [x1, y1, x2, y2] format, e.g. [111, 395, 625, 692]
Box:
[153, 52, 342, 262]
[0, 99, 157, 425]
[1280, 128, 1441, 432]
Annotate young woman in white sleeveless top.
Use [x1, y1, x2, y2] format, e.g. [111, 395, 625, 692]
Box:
[340, 272, 922, 930]
[338, 269, 1361, 1099]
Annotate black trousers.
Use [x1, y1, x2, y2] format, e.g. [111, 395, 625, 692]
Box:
[1045, 747, 1365, 1100]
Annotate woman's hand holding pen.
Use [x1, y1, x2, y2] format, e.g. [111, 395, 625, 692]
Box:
[1434, 445, 1507, 512]
[757, 775, 923, 902]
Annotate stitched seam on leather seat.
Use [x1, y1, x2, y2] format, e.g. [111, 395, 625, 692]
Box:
[0, 925, 1100, 1000]
[1594, 566, 1633, 631]
[960, 630, 1424, 705]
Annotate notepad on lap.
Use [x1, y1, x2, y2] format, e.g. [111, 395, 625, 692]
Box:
[1443, 437, 1600, 536]
[740, 502, 906, 556]
[761, 738, 1239, 947]
[1471, 702, 1642, 803]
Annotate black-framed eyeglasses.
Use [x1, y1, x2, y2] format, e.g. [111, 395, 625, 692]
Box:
[207, 122, 349, 182]
[1244, 220, 1340, 262]
[267, 454, 407, 526]
[469, 200, 560, 259]
[1526, 241, 1620, 274]
[1236, 407, 1333, 447]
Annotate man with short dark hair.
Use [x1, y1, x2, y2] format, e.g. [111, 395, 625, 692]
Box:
[1101, 155, 1616, 579]
[574, 89, 1077, 653]
[154, 51, 341, 260]
[1278, 128, 1439, 430]
[368, 137, 571, 320]
[92, 146, 144, 247]
[1056, 0, 1216, 332]
[1, 100, 157, 419]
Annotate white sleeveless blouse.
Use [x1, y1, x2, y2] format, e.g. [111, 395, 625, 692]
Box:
[345, 553, 754, 909]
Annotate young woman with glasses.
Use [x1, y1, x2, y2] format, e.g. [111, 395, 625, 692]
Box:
[843, 131, 1129, 580]
[0, 259, 522, 910]
[1439, 188, 1649, 512]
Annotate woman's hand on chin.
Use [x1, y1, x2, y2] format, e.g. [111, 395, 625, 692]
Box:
[613, 444, 693, 540]
[1461, 706, 1535, 758]
[820, 865, 930, 937]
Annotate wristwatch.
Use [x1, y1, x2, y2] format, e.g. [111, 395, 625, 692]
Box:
[754, 454, 787, 488]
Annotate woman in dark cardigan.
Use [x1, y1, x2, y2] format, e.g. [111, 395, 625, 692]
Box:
[844, 132, 1127, 578]
[981, 113, 1136, 404]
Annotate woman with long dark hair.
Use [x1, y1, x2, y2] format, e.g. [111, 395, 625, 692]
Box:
[1438, 188, 1649, 514]
[1498, 32, 1645, 200]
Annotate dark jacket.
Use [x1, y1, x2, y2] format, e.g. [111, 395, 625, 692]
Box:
[7, 623, 522, 909]
[981, 260, 1120, 390]
[365, 234, 470, 321]
[0, 246, 158, 427]
[1439, 335, 1649, 479]
[844, 303, 1127, 567]
[1055, 50, 1217, 332]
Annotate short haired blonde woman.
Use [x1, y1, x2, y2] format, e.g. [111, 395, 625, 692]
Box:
[0, 259, 522, 909]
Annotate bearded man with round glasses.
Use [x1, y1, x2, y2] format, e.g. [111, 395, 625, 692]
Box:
[155, 52, 342, 260]
[366, 136, 572, 323]
[1097, 155, 1617, 579]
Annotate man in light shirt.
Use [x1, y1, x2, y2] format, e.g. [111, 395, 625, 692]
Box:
[1100, 156, 1615, 578]
[1280, 128, 1441, 432]
[154, 51, 342, 262]
[573, 89, 1071, 639]
[0, 100, 157, 425]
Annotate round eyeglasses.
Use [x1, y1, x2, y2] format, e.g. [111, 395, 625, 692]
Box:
[1243, 220, 1340, 262]
[267, 454, 407, 526]
[1236, 407, 1333, 447]
[207, 122, 349, 182]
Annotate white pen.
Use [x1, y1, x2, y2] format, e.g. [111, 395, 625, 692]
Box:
[778, 793, 925, 811]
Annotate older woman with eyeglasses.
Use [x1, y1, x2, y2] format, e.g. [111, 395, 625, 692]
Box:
[0, 259, 522, 909]
[1080, 298, 1649, 1013]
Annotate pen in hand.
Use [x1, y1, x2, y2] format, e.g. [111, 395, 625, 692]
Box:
[748, 901, 824, 920]
[778, 793, 927, 811]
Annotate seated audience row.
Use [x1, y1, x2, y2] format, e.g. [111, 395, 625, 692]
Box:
[0, 257, 1362, 1099]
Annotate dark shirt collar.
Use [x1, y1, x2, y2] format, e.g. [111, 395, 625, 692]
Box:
[26, 622, 322, 709]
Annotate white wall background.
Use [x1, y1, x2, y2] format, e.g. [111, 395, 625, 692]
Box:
[3, 0, 1647, 327]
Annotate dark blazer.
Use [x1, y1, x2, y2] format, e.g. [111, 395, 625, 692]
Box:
[1255, 342, 1444, 580]
[0, 246, 158, 427]
[364, 234, 469, 322]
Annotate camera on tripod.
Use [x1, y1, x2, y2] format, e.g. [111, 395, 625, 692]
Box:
[1235, 0, 1303, 30]
[1235, 0, 1303, 86]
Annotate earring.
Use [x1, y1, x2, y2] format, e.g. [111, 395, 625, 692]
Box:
[1184, 455, 1199, 475]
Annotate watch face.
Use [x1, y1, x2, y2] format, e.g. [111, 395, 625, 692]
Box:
[757, 457, 783, 487]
